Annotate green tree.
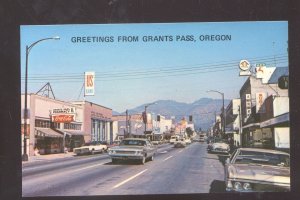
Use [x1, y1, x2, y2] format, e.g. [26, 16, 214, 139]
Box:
[185, 127, 193, 138]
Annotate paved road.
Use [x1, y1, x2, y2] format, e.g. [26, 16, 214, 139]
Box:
[22, 142, 227, 197]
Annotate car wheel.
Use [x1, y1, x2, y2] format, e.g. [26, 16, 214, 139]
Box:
[112, 158, 117, 164]
[140, 156, 146, 165]
[149, 155, 154, 161]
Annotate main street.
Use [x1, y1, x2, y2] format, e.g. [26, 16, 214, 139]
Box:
[22, 142, 227, 197]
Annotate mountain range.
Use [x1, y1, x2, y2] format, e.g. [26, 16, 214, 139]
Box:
[113, 98, 230, 131]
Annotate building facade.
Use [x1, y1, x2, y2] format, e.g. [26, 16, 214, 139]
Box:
[225, 98, 241, 147]
[21, 94, 113, 156]
[239, 67, 289, 150]
[71, 101, 113, 144]
[21, 94, 84, 156]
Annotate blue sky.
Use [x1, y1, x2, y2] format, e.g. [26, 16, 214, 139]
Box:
[20, 22, 288, 113]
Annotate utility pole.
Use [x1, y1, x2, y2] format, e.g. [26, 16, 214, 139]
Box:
[126, 110, 128, 138]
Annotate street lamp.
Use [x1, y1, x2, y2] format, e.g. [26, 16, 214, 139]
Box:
[22, 36, 60, 161]
[144, 102, 157, 133]
[207, 90, 225, 137]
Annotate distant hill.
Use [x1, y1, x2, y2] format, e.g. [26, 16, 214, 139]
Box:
[117, 98, 230, 131]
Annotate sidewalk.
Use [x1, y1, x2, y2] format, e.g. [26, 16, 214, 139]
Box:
[22, 152, 76, 164]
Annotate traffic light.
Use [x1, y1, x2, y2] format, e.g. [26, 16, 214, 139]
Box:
[278, 75, 289, 89]
[189, 115, 193, 122]
[157, 115, 160, 121]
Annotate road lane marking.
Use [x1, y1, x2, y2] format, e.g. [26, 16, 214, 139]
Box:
[178, 150, 184, 153]
[113, 169, 148, 189]
[158, 151, 168, 154]
[163, 156, 173, 161]
[72, 163, 104, 172]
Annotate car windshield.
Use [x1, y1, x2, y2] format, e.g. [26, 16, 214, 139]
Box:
[213, 138, 227, 143]
[235, 150, 290, 167]
[120, 140, 146, 146]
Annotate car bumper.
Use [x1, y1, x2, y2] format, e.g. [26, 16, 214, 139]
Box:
[225, 179, 290, 192]
[109, 154, 144, 160]
[207, 148, 229, 154]
[74, 148, 90, 155]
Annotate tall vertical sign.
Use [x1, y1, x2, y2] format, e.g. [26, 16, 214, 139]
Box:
[256, 92, 267, 113]
[84, 72, 95, 96]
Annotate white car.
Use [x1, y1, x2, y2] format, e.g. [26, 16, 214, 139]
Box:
[169, 135, 179, 144]
[185, 138, 192, 145]
[207, 138, 230, 154]
[174, 138, 186, 148]
[73, 141, 108, 156]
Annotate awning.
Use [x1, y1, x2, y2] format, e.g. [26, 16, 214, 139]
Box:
[63, 130, 86, 136]
[35, 128, 63, 138]
[260, 113, 289, 128]
[242, 123, 260, 129]
[225, 128, 237, 134]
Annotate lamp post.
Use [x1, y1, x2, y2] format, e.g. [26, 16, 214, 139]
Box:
[144, 102, 157, 133]
[22, 36, 60, 161]
[207, 90, 225, 137]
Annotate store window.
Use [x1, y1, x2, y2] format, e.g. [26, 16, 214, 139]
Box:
[64, 123, 81, 130]
[35, 119, 60, 129]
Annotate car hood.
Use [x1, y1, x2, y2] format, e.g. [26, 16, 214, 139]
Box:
[228, 164, 290, 184]
[74, 146, 90, 149]
[109, 146, 145, 151]
[212, 142, 229, 149]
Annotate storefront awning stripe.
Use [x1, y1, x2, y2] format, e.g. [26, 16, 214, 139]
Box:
[64, 131, 86, 136]
[35, 128, 63, 138]
[242, 123, 260, 129]
[260, 113, 289, 128]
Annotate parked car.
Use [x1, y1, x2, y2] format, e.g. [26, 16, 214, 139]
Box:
[199, 134, 206, 142]
[207, 138, 230, 154]
[73, 141, 108, 156]
[185, 138, 192, 145]
[106, 140, 121, 151]
[108, 138, 156, 164]
[174, 138, 186, 148]
[169, 135, 180, 144]
[151, 140, 161, 145]
[224, 148, 290, 192]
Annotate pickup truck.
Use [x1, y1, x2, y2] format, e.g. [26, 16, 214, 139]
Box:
[73, 141, 108, 156]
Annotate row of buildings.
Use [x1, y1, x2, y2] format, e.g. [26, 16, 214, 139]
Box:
[209, 66, 289, 152]
[21, 93, 195, 156]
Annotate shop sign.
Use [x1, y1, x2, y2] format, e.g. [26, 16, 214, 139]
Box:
[91, 111, 105, 119]
[239, 60, 251, 76]
[256, 92, 267, 113]
[21, 124, 30, 135]
[239, 60, 250, 71]
[51, 107, 76, 114]
[85, 71, 95, 96]
[52, 115, 75, 123]
[255, 66, 267, 79]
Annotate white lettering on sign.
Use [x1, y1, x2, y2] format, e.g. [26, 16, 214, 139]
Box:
[52, 115, 75, 123]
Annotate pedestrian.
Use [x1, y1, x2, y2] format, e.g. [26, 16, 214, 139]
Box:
[34, 147, 40, 156]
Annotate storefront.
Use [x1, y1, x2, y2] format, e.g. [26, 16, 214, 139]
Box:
[21, 94, 84, 156]
[71, 101, 113, 144]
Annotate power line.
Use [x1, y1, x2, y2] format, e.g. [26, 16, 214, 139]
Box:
[21, 55, 288, 83]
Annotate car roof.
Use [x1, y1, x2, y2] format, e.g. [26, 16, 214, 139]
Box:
[237, 148, 290, 155]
